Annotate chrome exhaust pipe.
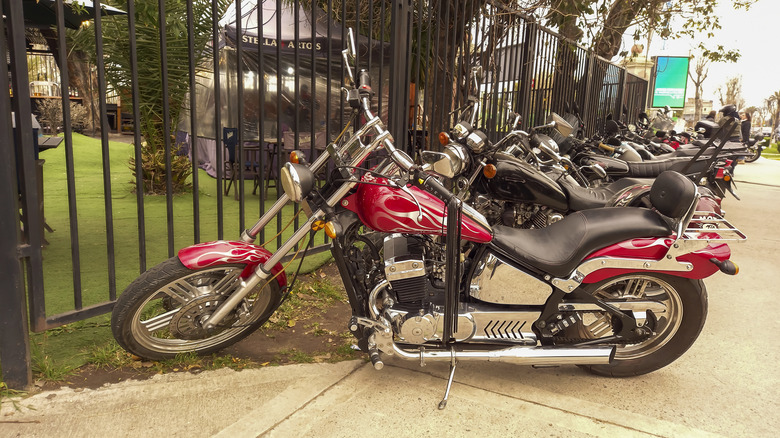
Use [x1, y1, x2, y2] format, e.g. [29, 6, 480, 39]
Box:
[391, 343, 615, 366]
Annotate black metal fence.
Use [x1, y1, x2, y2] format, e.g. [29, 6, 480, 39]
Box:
[1, 0, 646, 389]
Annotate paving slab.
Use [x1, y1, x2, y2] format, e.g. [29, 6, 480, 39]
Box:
[0, 361, 363, 438]
[264, 362, 720, 438]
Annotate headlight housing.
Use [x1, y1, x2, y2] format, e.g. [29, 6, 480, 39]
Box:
[420, 144, 470, 178]
[465, 129, 488, 153]
[280, 162, 316, 203]
[452, 122, 472, 141]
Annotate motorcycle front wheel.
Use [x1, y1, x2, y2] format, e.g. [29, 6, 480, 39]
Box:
[572, 273, 707, 377]
[111, 257, 282, 360]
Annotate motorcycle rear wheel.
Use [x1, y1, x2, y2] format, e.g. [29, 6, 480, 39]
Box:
[111, 257, 282, 360]
[744, 146, 761, 163]
[573, 273, 707, 377]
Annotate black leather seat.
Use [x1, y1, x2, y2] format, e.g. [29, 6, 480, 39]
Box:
[625, 157, 710, 177]
[663, 141, 748, 158]
[489, 207, 672, 278]
[559, 177, 651, 211]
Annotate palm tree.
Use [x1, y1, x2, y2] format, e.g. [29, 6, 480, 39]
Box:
[70, 0, 231, 194]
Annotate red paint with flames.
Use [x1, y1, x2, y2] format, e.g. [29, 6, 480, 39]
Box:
[178, 241, 287, 287]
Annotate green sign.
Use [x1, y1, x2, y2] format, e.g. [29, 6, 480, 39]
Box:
[651, 56, 690, 109]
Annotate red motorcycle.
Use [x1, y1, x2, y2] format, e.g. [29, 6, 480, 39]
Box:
[111, 31, 746, 408]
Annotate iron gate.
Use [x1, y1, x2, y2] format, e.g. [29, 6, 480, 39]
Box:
[1, 0, 646, 389]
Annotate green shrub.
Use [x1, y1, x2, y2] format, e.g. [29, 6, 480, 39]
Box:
[128, 139, 192, 195]
[35, 99, 90, 133]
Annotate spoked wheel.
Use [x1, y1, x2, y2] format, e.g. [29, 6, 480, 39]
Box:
[744, 146, 762, 163]
[111, 257, 282, 360]
[571, 273, 707, 377]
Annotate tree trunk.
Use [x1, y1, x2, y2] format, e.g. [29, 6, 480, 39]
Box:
[694, 86, 703, 122]
[67, 53, 101, 135]
[594, 0, 663, 60]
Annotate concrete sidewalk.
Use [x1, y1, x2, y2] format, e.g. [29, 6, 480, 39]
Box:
[2, 158, 779, 438]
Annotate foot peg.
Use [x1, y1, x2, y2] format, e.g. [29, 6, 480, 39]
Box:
[369, 347, 384, 370]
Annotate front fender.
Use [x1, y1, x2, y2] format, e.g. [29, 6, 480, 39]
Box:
[178, 241, 287, 288]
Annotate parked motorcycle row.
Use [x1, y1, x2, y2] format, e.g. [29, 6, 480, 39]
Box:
[110, 33, 746, 409]
[421, 67, 752, 230]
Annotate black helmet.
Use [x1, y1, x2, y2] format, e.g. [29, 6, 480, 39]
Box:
[719, 105, 739, 118]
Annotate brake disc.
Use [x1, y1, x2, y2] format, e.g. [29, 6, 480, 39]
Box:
[169, 295, 238, 340]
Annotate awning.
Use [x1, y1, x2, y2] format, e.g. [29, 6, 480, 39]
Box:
[22, 0, 126, 30]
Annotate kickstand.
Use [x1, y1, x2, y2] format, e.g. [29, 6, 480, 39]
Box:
[438, 355, 458, 410]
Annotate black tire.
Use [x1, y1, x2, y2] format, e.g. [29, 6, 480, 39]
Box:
[111, 257, 282, 360]
[574, 273, 707, 377]
[744, 146, 761, 163]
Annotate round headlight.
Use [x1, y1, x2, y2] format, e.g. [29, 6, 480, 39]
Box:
[452, 122, 472, 141]
[420, 143, 470, 178]
[281, 162, 315, 203]
[465, 130, 488, 153]
[444, 144, 470, 176]
[539, 136, 559, 153]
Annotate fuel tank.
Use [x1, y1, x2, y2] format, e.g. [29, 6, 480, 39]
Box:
[579, 155, 630, 175]
[344, 174, 493, 243]
[477, 152, 568, 212]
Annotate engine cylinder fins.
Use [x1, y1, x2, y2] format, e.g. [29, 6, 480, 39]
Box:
[389, 276, 428, 304]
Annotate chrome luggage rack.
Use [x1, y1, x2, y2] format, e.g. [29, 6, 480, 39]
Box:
[684, 212, 747, 242]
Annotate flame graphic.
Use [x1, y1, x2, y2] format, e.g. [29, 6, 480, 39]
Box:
[180, 241, 270, 269]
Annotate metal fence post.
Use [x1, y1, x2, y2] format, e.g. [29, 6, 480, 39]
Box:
[0, 181, 31, 390]
[615, 67, 626, 118]
[0, 0, 32, 390]
[518, 22, 537, 125]
[389, 0, 412, 153]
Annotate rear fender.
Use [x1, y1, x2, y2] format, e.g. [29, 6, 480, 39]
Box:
[581, 238, 731, 283]
[608, 185, 723, 216]
[178, 241, 287, 288]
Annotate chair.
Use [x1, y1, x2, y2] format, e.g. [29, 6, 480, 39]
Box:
[223, 128, 262, 200]
[223, 128, 237, 197]
[242, 141, 263, 196]
[262, 139, 280, 198]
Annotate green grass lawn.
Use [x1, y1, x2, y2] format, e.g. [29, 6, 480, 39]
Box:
[8, 133, 332, 378]
[763, 142, 780, 160]
[39, 133, 330, 315]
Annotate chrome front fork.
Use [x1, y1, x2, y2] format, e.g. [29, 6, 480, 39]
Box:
[205, 158, 367, 329]
[204, 210, 325, 330]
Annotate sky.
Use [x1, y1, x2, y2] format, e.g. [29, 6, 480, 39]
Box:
[627, 0, 779, 110]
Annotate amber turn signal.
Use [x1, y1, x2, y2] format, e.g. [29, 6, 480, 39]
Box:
[438, 132, 450, 145]
[290, 150, 309, 165]
[724, 174, 731, 182]
[709, 257, 738, 275]
[483, 164, 497, 179]
[324, 221, 341, 239]
[311, 220, 326, 231]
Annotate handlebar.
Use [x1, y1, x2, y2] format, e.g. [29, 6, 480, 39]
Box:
[344, 67, 470, 211]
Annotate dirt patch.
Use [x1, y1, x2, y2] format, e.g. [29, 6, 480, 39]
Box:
[38, 262, 362, 392]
